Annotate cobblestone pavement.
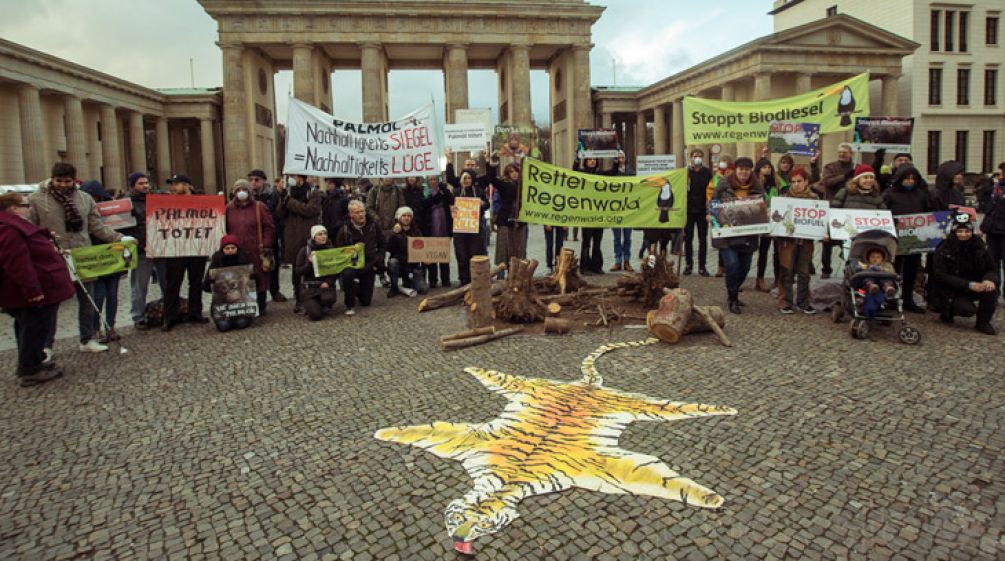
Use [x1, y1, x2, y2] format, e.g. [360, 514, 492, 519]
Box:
[1, 231, 1002, 560]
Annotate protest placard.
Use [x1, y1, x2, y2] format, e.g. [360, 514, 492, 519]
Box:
[766, 121, 820, 156]
[208, 264, 258, 320]
[709, 196, 770, 238]
[312, 244, 365, 277]
[828, 209, 896, 241]
[635, 155, 677, 174]
[684, 73, 870, 144]
[768, 198, 830, 240]
[518, 158, 686, 228]
[895, 211, 955, 255]
[284, 98, 441, 178]
[145, 194, 226, 258]
[444, 123, 487, 152]
[453, 197, 482, 234]
[852, 117, 913, 152]
[70, 240, 138, 281]
[407, 237, 451, 264]
[577, 129, 620, 158]
[492, 125, 543, 160]
[95, 199, 136, 230]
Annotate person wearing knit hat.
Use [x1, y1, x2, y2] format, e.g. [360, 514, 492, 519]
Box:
[127, 172, 148, 190]
[220, 234, 240, 250]
[294, 225, 338, 320]
[123, 171, 163, 330]
[832, 164, 885, 211]
[310, 225, 327, 241]
[929, 211, 998, 335]
[386, 206, 428, 298]
[202, 232, 255, 332]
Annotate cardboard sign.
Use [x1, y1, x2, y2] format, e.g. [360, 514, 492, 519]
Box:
[407, 237, 451, 264]
[145, 194, 226, 258]
[70, 241, 138, 281]
[453, 197, 481, 234]
[828, 209, 897, 241]
[709, 196, 770, 238]
[577, 129, 620, 158]
[852, 117, 913, 153]
[312, 244, 365, 277]
[208, 264, 258, 320]
[444, 123, 487, 152]
[635, 155, 678, 174]
[768, 198, 830, 240]
[766, 121, 820, 156]
[95, 199, 136, 230]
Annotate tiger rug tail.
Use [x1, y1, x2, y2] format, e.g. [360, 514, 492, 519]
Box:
[374, 338, 737, 551]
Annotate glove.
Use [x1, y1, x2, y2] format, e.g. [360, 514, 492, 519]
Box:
[121, 235, 136, 243]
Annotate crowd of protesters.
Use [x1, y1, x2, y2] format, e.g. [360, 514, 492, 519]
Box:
[2, 145, 1002, 387]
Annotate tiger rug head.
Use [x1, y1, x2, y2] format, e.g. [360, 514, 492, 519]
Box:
[374, 338, 737, 548]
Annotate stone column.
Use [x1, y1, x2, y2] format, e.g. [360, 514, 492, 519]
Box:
[652, 105, 668, 154]
[292, 43, 316, 105]
[63, 94, 89, 179]
[155, 117, 171, 184]
[510, 44, 532, 125]
[220, 43, 249, 187]
[128, 111, 146, 175]
[671, 99, 684, 163]
[200, 118, 218, 194]
[795, 73, 813, 93]
[635, 111, 647, 157]
[754, 73, 772, 100]
[99, 104, 123, 192]
[18, 85, 47, 181]
[719, 83, 737, 159]
[360, 42, 388, 122]
[571, 45, 593, 136]
[881, 74, 899, 116]
[443, 43, 469, 123]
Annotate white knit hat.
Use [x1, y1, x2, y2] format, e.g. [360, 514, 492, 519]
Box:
[395, 206, 414, 220]
[310, 225, 328, 240]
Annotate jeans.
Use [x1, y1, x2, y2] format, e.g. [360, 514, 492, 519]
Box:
[215, 317, 252, 332]
[388, 258, 429, 294]
[544, 227, 566, 269]
[8, 304, 59, 375]
[719, 248, 754, 296]
[92, 274, 122, 331]
[683, 213, 708, 269]
[894, 254, 922, 306]
[612, 228, 633, 264]
[341, 267, 376, 309]
[580, 228, 604, 272]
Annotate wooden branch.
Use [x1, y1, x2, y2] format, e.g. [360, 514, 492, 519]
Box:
[694, 305, 733, 347]
[440, 326, 524, 351]
[440, 326, 496, 344]
[418, 263, 506, 312]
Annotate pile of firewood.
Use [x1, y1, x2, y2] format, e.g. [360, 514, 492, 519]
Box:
[616, 249, 679, 308]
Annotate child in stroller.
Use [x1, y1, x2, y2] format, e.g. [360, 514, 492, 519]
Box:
[853, 247, 897, 317]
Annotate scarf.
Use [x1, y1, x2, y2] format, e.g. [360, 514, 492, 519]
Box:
[50, 186, 83, 233]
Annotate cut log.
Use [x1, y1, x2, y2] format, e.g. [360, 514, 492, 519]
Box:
[440, 326, 496, 344]
[494, 258, 547, 323]
[544, 317, 572, 334]
[683, 306, 725, 335]
[418, 263, 506, 312]
[546, 303, 562, 316]
[646, 288, 693, 343]
[440, 326, 524, 351]
[467, 256, 494, 328]
[693, 305, 733, 347]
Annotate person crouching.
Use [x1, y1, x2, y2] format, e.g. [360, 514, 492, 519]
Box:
[203, 235, 255, 332]
[297, 226, 339, 321]
[386, 206, 429, 298]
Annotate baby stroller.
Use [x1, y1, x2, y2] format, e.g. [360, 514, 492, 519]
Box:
[830, 230, 921, 344]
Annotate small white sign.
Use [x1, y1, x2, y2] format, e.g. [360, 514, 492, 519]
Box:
[636, 155, 677, 175]
[768, 198, 830, 240]
[828, 209, 897, 241]
[444, 123, 488, 152]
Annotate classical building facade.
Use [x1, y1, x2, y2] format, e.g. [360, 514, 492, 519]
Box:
[772, 0, 1003, 175]
[592, 14, 920, 174]
[0, 39, 223, 192]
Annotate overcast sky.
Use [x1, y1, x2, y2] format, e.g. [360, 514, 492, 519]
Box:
[0, 0, 772, 124]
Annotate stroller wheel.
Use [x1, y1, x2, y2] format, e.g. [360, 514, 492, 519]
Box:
[831, 306, 844, 324]
[850, 319, 869, 339]
[898, 325, 921, 345]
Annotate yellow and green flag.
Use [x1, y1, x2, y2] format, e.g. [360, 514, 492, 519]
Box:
[683, 73, 870, 144]
[518, 158, 686, 228]
[312, 243, 365, 277]
[70, 241, 138, 281]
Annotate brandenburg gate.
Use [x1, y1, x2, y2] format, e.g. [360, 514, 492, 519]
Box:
[198, 0, 604, 185]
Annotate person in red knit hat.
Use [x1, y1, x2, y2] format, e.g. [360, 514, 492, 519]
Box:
[201, 234, 256, 332]
[831, 164, 886, 210]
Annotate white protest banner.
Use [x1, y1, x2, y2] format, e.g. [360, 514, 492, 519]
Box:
[453, 197, 481, 234]
[709, 196, 770, 238]
[145, 194, 226, 258]
[444, 123, 487, 152]
[768, 198, 829, 240]
[284, 98, 441, 178]
[636, 155, 677, 174]
[828, 209, 896, 241]
[852, 117, 913, 153]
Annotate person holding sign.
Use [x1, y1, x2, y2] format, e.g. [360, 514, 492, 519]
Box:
[386, 207, 428, 298]
[80, 179, 126, 343]
[0, 192, 74, 386]
[684, 149, 713, 277]
[202, 235, 256, 332]
[160, 174, 211, 331]
[930, 212, 997, 335]
[335, 200, 386, 315]
[424, 175, 455, 288]
[882, 164, 932, 313]
[296, 226, 339, 321]
[226, 180, 275, 317]
[775, 169, 819, 314]
[816, 143, 856, 278]
[489, 161, 527, 269]
[710, 157, 766, 314]
[446, 164, 489, 285]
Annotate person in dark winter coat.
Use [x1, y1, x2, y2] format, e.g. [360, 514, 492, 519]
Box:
[710, 157, 766, 314]
[754, 158, 781, 292]
[296, 226, 339, 321]
[248, 169, 287, 303]
[446, 166, 489, 285]
[979, 163, 1005, 300]
[423, 175, 454, 287]
[930, 212, 997, 335]
[335, 200, 386, 314]
[815, 142, 855, 278]
[831, 164, 886, 210]
[226, 179, 276, 317]
[202, 234, 256, 332]
[931, 161, 967, 211]
[573, 156, 615, 274]
[0, 192, 75, 386]
[609, 151, 634, 272]
[684, 149, 713, 276]
[445, 150, 492, 253]
[123, 172, 165, 329]
[883, 164, 931, 313]
[402, 177, 428, 230]
[320, 178, 349, 244]
[489, 161, 527, 268]
[870, 149, 918, 192]
[159, 174, 210, 331]
[386, 206, 429, 298]
[278, 175, 322, 309]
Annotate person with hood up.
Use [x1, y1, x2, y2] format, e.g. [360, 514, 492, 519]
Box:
[28, 163, 129, 353]
[930, 212, 997, 334]
[335, 200, 386, 315]
[931, 161, 967, 211]
[202, 234, 256, 331]
[386, 206, 429, 298]
[883, 164, 932, 313]
[754, 158, 780, 292]
[296, 226, 339, 321]
[489, 160, 527, 269]
[424, 174, 454, 287]
[831, 164, 886, 210]
[979, 162, 1005, 300]
[278, 175, 322, 312]
[775, 168, 819, 314]
[446, 166, 489, 285]
[871, 149, 918, 192]
[225, 179, 276, 317]
[79, 179, 125, 343]
[710, 157, 766, 314]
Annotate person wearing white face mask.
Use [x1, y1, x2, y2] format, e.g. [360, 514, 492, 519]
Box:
[684, 149, 713, 276]
[225, 179, 276, 317]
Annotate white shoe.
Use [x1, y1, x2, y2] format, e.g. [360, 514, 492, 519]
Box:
[43, 348, 54, 365]
[403, 288, 417, 297]
[79, 340, 108, 353]
[344, 308, 355, 316]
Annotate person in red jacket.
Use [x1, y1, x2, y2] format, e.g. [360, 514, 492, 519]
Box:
[0, 192, 75, 386]
[225, 179, 275, 317]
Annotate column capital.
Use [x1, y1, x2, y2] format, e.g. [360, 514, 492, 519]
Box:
[216, 41, 244, 51]
[17, 83, 40, 94]
[358, 41, 384, 51]
[445, 42, 470, 51]
[290, 42, 313, 51]
[509, 43, 531, 52]
[572, 43, 594, 52]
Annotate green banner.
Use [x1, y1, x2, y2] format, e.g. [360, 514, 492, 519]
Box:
[684, 73, 870, 145]
[519, 158, 686, 228]
[312, 244, 365, 277]
[70, 241, 138, 280]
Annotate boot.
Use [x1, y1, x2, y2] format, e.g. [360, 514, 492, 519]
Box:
[728, 291, 741, 314]
[715, 265, 725, 277]
[755, 278, 770, 293]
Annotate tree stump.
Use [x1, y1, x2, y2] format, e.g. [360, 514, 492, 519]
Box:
[534, 247, 589, 295]
[640, 250, 679, 309]
[494, 257, 547, 323]
[646, 288, 693, 343]
[546, 303, 562, 316]
[647, 305, 725, 335]
[467, 256, 494, 328]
